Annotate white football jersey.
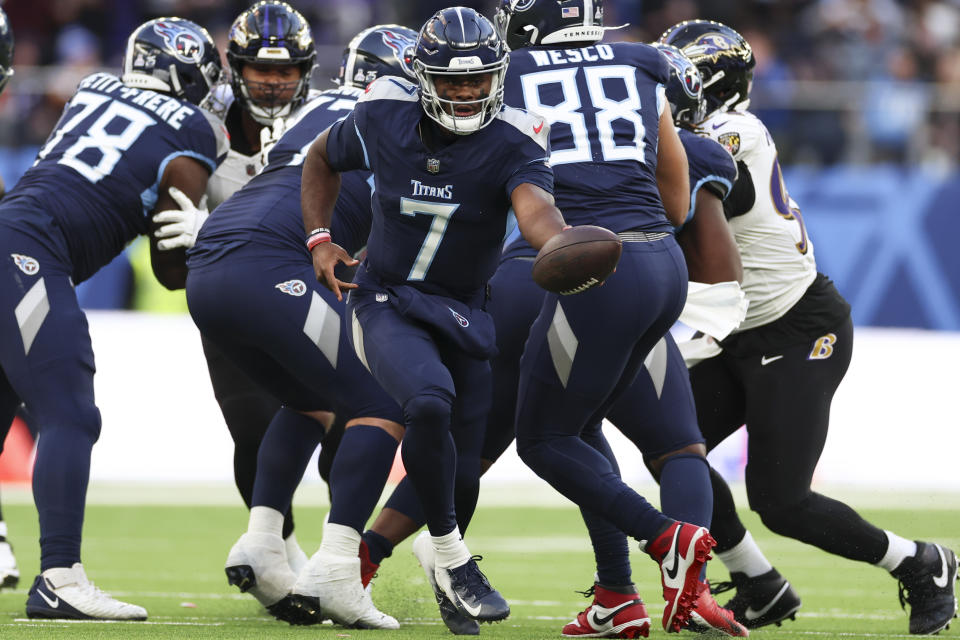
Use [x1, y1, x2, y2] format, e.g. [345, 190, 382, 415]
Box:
[698, 109, 817, 332]
[204, 86, 322, 210]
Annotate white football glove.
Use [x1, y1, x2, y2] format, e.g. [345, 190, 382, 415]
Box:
[152, 186, 209, 251]
[259, 117, 286, 166]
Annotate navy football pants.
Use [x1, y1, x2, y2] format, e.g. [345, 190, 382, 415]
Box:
[0, 225, 101, 571]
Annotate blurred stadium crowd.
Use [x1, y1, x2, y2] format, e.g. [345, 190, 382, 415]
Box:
[1, 0, 959, 167]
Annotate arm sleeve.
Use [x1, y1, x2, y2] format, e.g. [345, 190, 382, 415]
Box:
[723, 161, 755, 219]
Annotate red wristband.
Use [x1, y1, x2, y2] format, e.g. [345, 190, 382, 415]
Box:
[306, 231, 331, 251]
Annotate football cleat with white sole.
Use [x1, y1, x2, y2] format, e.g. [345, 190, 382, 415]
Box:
[561, 583, 651, 638]
[641, 522, 715, 632]
[412, 531, 480, 635]
[25, 563, 147, 620]
[435, 553, 510, 623]
[0, 535, 19, 589]
[892, 541, 959, 635]
[687, 581, 749, 636]
[711, 568, 801, 629]
[224, 531, 299, 620]
[288, 548, 399, 629]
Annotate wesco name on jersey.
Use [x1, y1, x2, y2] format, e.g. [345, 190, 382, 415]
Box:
[528, 44, 614, 67]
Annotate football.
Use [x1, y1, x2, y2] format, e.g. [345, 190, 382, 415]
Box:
[532, 225, 622, 295]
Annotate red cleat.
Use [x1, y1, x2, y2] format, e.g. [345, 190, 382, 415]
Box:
[689, 581, 749, 636]
[562, 583, 651, 638]
[358, 540, 379, 589]
[643, 522, 716, 632]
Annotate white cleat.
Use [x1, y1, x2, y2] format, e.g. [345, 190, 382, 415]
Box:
[284, 533, 309, 575]
[224, 531, 297, 609]
[26, 563, 147, 620]
[0, 538, 20, 589]
[292, 548, 399, 629]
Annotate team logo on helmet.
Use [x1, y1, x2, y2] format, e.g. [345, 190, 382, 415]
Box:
[380, 29, 416, 76]
[153, 21, 205, 64]
[449, 307, 469, 328]
[11, 254, 39, 275]
[512, 0, 536, 11]
[275, 279, 307, 296]
[684, 33, 748, 64]
[658, 46, 701, 99]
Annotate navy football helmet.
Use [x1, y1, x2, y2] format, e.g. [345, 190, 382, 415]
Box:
[651, 43, 704, 128]
[337, 24, 417, 90]
[122, 17, 222, 106]
[414, 7, 508, 135]
[227, 1, 316, 124]
[660, 20, 755, 117]
[0, 8, 13, 94]
[494, 0, 605, 50]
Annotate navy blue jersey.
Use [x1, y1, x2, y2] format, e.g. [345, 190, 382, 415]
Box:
[679, 128, 737, 224]
[324, 76, 553, 300]
[189, 87, 373, 267]
[503, 43, 671, 233]
[0, 72, 227, 283]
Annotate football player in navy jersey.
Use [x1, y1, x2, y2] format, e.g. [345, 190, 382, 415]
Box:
[0, 4, 18, 592]
[186, 24, 419, 630]
[153, 1, 321, 579]
[492, 0, 724, 633]
[0, 17, 226, 620]
[352, 37, 747, 637]
[662, 20, 959, 636]
[301, 7, 567, 624]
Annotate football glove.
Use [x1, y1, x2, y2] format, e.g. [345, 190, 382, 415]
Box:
[152, 186, 209, 251]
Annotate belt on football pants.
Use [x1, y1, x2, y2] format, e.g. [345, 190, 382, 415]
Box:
[617, 230, 671, 242]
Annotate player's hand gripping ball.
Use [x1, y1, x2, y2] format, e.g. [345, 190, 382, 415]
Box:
[532, 225, 622, 295]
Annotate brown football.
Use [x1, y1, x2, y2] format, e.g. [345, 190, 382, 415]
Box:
[532, 225, 622, 295]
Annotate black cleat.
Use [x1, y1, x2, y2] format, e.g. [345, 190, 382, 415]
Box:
[712, 568, 801, 629]
[893, 542, 959, 635]
[412, 531, 480, 634]
[436, 556, 510, 623]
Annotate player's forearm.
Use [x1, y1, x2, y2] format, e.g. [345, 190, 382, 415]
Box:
[656, 111, 690, 227]
[512, 183, 567, 250]
[301, 135, 341, 234]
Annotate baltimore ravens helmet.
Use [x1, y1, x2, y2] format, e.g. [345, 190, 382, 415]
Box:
[494, 0, 605, 50]
[0, 7, 13, 94]
[122, 17, 222, 106]
[413, 7, 508, 135]
[337, 24, 418, 90]
[651, 43, 705, 128]
[660, 20, 755, 117]
[227, 1, 316, 124]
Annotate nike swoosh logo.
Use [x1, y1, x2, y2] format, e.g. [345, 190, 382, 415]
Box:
[711, 121, 729, 130]
[590, 600, 639, 627]
[933, 545, 950, 588]
[761, 355, 783, 366]
[533, 122, 544, 134]
[38, 586, 60, 609]
[664, 527, 682, 581]
[745, 582, 790, 620]
[456, 593, 482, 618]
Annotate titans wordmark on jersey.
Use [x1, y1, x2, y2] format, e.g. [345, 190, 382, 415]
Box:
[190, 86, 374, 267]
[699, 109, 817, 331]
[503, 42, 672, 233]
[0, 72, 227, 283]
[325, 76, 553, 299]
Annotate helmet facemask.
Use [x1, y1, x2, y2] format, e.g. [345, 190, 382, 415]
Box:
[414, 56, 508, 135]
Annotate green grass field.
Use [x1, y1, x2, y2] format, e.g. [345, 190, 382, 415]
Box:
[0, 487, 958, 639]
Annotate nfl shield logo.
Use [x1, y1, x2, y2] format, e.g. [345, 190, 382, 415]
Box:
[427, 158, 440, 174]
